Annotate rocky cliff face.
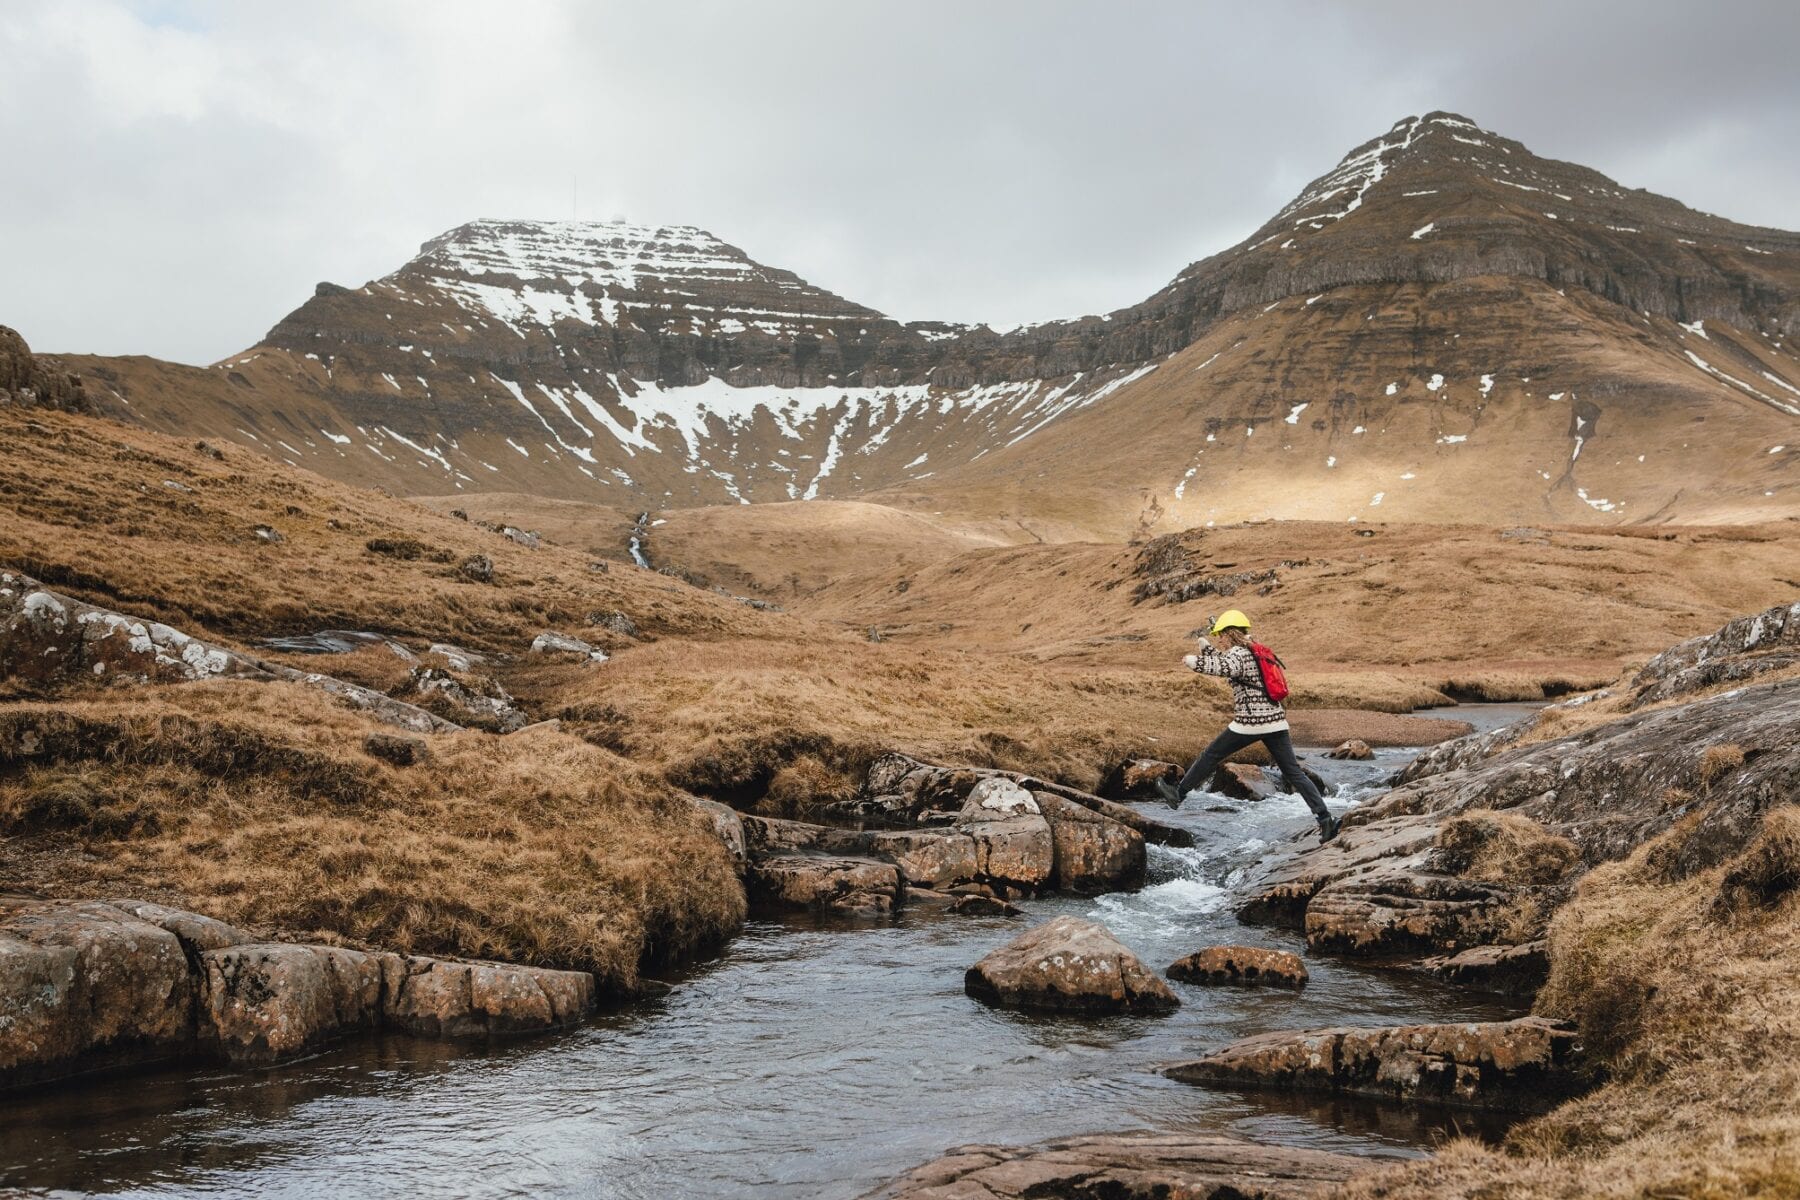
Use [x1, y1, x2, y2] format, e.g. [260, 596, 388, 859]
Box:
[0, 327, 88, 413]
[58, 114, 1800, 521]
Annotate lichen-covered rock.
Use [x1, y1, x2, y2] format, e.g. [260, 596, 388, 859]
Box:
[196, 944, 385, 1064]
[1629, 600, 1800, 709]
[747, 854, 901, 916]
[1303, 866, 1511, 956]
[1420, 941, 1550, 995]
[957, 779, 1054, 890]
[1165, 1016, 1585, 1113]
[105, 900, 249, 953]
[964, 916, 1178, 1014]
[529, 630, 607, 661]
[864, 1130, 1369, 1200]
[1035, 792, 1144, 894]
[379, 955, 595, 1037]
[1167, 945, 1308, 989]
[0, 899, 195, 1088]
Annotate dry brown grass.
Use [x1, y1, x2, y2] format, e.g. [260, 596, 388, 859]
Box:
[1337, 802, 1800, 1200]
[1436, 811, 1581, 886]
[0, 682, 743, 994]
[1699, 743, 1748, 787]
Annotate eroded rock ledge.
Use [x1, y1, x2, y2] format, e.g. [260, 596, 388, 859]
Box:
[1, 898, 594, 1091]
[863, 1130, 1371, 1200]
[1165, 1016, 1587, 1114]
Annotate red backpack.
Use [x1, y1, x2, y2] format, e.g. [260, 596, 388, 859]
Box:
[1247, 641, 1290, 703]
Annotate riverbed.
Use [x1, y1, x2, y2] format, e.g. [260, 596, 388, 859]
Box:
[2, 706, 1538, 1199]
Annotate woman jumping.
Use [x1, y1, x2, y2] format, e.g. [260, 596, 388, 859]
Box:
[1154, 609, 1340, 842]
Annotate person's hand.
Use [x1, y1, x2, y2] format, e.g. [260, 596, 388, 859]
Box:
[1182, 653, 1199, 670]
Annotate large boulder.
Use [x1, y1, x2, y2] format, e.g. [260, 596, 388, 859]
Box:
[196, 944, 386, 1064]
[864, 1130, 1369, 1200]
[379, 955, 595, 1037]
[1035, 792, 1144, 894]
[964, 916, 1178, 1014]
[1165, 1016, 1586, 1113]
[0, 899, 196, 1088]
[1166, 945, 1308, 989]
[957, 778, 1054, 890]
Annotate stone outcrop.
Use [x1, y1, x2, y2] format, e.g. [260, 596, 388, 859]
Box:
[1165, 1016, 1586, 1113]
[1167, 945, 1308, 989]
[964, 916, 1178, 1014]
[864, 1130, 1369, 1200]
[1627, 599, 1800, 709]
[1, 899, 598, 1090]
[1238, 665, 1800, 956]
[746, 855, 901, 917]
[529, 630, 609, 662]
[0, 571, 460, 734]
[1420, 941, 1550, 996]
[0, 326, 89, 413]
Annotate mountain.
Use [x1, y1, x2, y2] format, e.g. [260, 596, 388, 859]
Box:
[53, 112, 1800, 531]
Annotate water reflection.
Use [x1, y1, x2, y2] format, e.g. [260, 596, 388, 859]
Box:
[3, 716, 1535, 1199]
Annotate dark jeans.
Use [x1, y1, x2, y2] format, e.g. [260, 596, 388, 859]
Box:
[1177, 727, 1332, 822]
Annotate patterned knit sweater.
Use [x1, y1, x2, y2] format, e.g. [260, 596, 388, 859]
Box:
[1190, 644, 1288, 732]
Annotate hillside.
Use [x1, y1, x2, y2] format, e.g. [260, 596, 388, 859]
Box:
[43, 112, 1796, 529]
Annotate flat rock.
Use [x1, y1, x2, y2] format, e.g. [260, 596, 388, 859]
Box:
[379, 954, 595, 1037]
[197, 943, 385, 1064]
[965, 915, 1178, 1014]
[1165, 1015, 1585, 1113]
[747, 853, 901, 916]
[864, 1130, 1369, 1199]
[0, 899, 196, 1088]
[1167, 945, 1308, 989]
[1304, 865, 1510, 956]
[1420, 940, 1550, 995]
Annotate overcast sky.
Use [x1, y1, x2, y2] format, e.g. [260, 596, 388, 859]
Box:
[4, 0, 1797, 365]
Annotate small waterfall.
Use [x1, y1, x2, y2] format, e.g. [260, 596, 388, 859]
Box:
[628, 511, 652, 569]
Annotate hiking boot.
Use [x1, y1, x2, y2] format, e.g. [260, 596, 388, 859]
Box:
[1153, 778, 1182, 809]
[1318, 815, 1341, 843]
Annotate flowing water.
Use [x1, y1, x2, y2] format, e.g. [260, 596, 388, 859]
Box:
[3, 706, 1540, 1199]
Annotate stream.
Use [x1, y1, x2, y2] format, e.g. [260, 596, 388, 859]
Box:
[1, 705, 1540, 1199]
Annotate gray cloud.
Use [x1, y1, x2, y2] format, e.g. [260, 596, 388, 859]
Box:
[3, 0, 1795, 364]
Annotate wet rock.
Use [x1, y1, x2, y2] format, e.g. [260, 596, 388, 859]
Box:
[0, 899, 195, 1088]
[1166, 945, 1308, 989]
[1035, 792, 1145, 894]
[957, 779, 1054, 890]
[1304, 865, 1511, 956]
[1327, 739, 1373, 760]
[529, 631, 608, 662]
[1211, 761, 1276, 801]
[458, 553, 494, 583]
[865, 1130, 1369, 1200]
[1107, 756, 1179, 800]
[951, 895, 1022, 917]
[364, 732, 430, 766]
[964, 915, 1178, 1014]
[867, 829, 981, 888]
[747, 854, 901, 916]
[1420, 941, 1550, 995]
[378, 955, 595, 1038]
[1235, 816, 1442, 930]
[196, 944, 385, 1064]
[1165, 1016, 1586, 1113]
